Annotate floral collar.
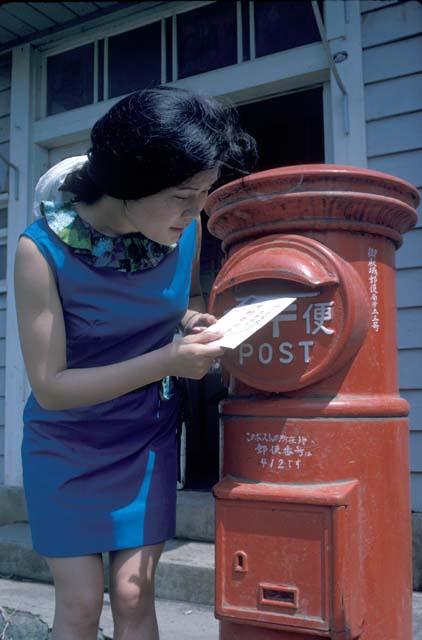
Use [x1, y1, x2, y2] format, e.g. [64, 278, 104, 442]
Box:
[40, 200, 177, 273]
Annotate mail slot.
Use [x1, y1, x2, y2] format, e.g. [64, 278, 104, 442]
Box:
[208, 235, 369, 393]
[205, 164, 419, 640]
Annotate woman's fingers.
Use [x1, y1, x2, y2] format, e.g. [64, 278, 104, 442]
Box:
[183, 330, 223, 344]
[201, 313, 218, 325]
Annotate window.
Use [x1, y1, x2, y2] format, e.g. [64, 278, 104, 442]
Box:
[43, 1, 325, 115]
[0, 155, 8, 194]
[47, 44, 94, 116]
[109, 21, 162, 99]
[254, 0, 323, 58]
[0, 209, 7, 229]
[0, 245, 6, 280]
[177, 2, 237, 79]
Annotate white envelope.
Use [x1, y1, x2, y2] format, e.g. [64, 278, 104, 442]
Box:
[205, 297, 297, 349]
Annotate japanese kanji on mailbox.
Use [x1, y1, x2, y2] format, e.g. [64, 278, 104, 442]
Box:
[205, 164, 420, 640]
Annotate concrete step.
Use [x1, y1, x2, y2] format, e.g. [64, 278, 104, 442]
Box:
[0, 486, 215, 542]
[0, 523, 215, 606]
[176, 490, 214, 542]
[0, 577, 219, 640]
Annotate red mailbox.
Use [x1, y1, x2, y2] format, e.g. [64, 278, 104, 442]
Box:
[205, 164, 419, 640]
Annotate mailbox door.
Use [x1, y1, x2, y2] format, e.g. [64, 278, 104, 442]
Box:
[215, 479, 362, 637]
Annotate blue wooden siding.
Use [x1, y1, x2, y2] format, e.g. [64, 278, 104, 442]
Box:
[0, 54, 11, 194]
[361, 0, 422, 509]
[0, 52, 9, 484]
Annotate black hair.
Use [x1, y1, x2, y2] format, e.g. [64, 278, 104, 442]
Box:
[60, 85, 258, 204]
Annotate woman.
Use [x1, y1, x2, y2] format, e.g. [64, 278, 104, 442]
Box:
[14, 86, 257, 640]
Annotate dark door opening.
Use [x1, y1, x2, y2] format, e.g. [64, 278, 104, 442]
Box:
[182, 86, 325, 491]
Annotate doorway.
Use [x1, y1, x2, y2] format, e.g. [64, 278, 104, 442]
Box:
[184, 85, 325, 491]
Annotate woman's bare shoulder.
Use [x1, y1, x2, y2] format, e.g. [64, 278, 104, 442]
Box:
[15, 235, 58, 302]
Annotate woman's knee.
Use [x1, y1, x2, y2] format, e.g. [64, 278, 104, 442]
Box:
[111, 578, 155, 619]
[109, 543, 164, 622]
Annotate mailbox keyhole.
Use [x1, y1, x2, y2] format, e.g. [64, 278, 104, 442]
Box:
[233, 551, 248, 573]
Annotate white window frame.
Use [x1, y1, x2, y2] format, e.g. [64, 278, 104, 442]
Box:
[38, 1, 217, 119]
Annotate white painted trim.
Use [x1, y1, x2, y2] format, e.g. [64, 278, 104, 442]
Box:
[161, 18, 166, 84]
[5, 49, 49, 488]
[93, 40, 99, 104]
[172, 14, 177, 82]
[249, 1, 255, 60]
[104, 38, 109, 102]
[325, 0, 367, 166]
[32, 47, 44, 122]
[40, 55, 47, 120]
[236, 1, 243, 65]
[5, 44, 33, 487]
[92, 40, 98, 104]
[324, 0, 346, 41]
[37, 1, 216, 56]
[175, 43, 329, 104]
[33, 41, 329, 148]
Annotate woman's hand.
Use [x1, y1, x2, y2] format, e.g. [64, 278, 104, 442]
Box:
[182, 311, 218, 335]
[165, 330, 225, 380]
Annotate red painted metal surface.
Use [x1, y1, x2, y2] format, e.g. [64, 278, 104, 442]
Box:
[205, 164, 419, 639]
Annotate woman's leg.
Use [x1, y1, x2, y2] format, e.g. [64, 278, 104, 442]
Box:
[108, 542, 164, 640]
[43, 553, 104, 640]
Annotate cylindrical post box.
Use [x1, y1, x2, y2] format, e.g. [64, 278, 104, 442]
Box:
[205, 164, 419, 640]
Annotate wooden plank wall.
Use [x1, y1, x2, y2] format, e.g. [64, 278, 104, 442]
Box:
[0, 54, 11, 194]
[0, 53, 10, 483]
[361, 0, 422, 508]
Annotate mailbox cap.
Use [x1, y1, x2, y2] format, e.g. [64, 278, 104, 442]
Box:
[212, 239, 339, 298]
[206, 164, 419, 251]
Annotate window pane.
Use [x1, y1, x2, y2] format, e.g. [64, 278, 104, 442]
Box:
[0, 209, 7, 229]
[109, 22, 161, 99]
[165, 16, 173, 83]
[0, 150, 8, 193]
[0, 245, 6, 279]
[98, 39, 104, 102]
[254, 1, 322, 58]
[241, 0, 250, 62]
[177, 3, 237, 79]
[47, 45, 94, 116]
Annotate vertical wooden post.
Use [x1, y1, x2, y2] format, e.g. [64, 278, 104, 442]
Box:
[4, 44, 48, 486]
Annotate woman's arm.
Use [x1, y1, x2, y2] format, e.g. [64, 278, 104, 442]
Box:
[14, 236, 224, 411]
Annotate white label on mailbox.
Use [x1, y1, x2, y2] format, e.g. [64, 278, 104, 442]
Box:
[205, 297, 296, 349]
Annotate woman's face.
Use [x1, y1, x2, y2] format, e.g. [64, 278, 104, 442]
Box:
[123, 167, 220, 245]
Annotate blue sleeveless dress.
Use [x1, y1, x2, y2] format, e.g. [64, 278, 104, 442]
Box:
[20, 211, 196, 557]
